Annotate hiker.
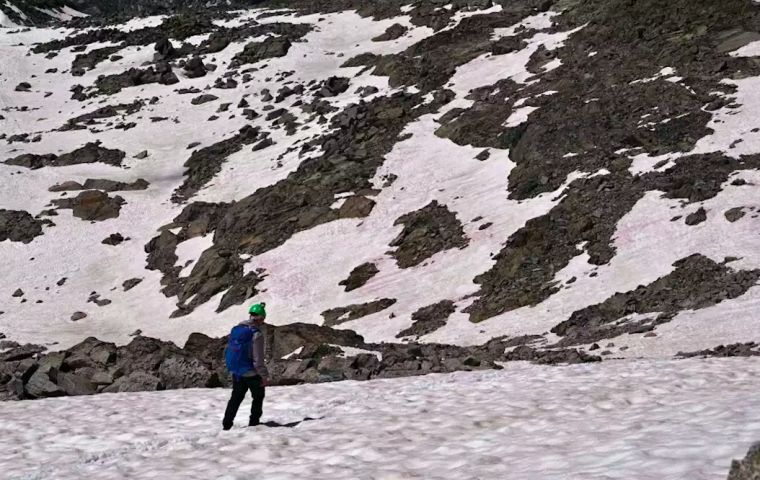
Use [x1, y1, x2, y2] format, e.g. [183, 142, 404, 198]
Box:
[222, 303, 270, 430]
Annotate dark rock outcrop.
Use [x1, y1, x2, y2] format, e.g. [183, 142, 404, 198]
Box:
[93, 63, 179, 96]
[82, 178, 149, 192]
[373, 23, 408, 42]
[59, 102, 143, 131]
[233, 36, 291, 65]
[677, 342, 760, 359]
[191, 94, 219, 105]
[183, 56, 208, 78]
[322, 298, 397, 327]
[390, 201, 468, 268]
[53, 191, 125, 221]
[339, 262, 379, 292]
[0, 320, 602, 401]
[6, 143, 125, 169]
[72, 46, 123, 75]
[397, 300, 456, 338]
[0, 210, 49, 243]
[551, 255, 760, 346]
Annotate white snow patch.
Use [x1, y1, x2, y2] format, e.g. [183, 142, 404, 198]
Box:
[542, 57, 562, 72]
[281, 346, 303, 359]
[35, 6, 87, 21]
[691, 77, 760, 157]
[451, 25, 582, 92]
[504, 105, 538, 127]
[175, 235, 215, 278]
[492, 11, 557, 39]
[730, 40, 760, 57]
[630, 66, 678, 85]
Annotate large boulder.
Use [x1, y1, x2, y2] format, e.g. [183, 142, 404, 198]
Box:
[53, 191, 125, 221]
[67, 337, 117, 363]
[154, 37, 176, 60]
[267, 323, 366, 360]
[36, 351, 67, 374]
[25, 370, 64, 398]
[157, 355, 218, 389]
[0, 210, 48, 244]
[6, 143, 125, 169]
[113, 336, 178, 377]
[56, 372, 96, 396]
[234, 37, 291, 64]
[183, 56, 207, 78]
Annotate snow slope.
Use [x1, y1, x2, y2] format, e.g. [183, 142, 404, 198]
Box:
[1, 2, 760, 360]
[1, 357, 759, 479]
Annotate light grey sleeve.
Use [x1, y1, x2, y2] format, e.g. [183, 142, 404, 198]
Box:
[251, 331, 269, 380]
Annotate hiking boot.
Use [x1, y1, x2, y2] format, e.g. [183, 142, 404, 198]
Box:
[249, 418, 260, 427]
[222, 423, 232, 431]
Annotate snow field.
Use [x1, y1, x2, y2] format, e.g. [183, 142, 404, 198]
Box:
[1, 357, 759, 479]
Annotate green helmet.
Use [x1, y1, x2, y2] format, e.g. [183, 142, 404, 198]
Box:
[248, 302, 267, 318]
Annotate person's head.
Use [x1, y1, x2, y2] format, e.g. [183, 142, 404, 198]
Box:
[248, 302, 267, 326]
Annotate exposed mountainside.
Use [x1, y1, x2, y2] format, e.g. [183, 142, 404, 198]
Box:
[2, 0, 760, 397]
[0, 0, 267, 26]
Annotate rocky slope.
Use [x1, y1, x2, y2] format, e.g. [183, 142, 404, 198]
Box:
[2, 0, 760, 399]
[0, 0, 266, 27]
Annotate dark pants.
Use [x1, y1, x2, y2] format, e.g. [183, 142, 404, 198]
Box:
[222, 375, 265, 428]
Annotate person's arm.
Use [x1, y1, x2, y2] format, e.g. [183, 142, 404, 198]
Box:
[251, 331, 269, 383]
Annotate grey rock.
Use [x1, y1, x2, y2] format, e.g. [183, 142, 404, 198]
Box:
[725, 207, 746, 223]
[36, 351, 67, 373]
[372, 24, 408, 42]
[25, 370, 64, 398]
[90, 344, 116, 365]
[0, 210, 48, 244]
[234, 37, 291, 65]
[157, 355, 216, 389]
[56, 372, 96, 396]
[339, 262, 379, 292]
[390, 200, 468, 268]
[6, 143, 125, 169]
[91, 371, 114, 385]
[685, 207, 707, 226]
[102, 372, 164, 393]
[322, 299, 397, 327]
[102, 233, 126, 246]
[64, 354, 97, 371]
[53, 190, 125, 221]
[122, 278, 143, 291]
[338, 196, 376, 218]
[397, 300, 456, 338]
[191, 94, 219, 105]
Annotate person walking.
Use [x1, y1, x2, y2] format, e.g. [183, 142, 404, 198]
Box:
[222, 302, 269, 430]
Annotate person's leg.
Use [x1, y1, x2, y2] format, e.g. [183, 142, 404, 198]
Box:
[248, 376, 266, 426]
[222, 377, 247, 430]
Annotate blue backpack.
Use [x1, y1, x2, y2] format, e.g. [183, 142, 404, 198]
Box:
[225, 325, 258, 378]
